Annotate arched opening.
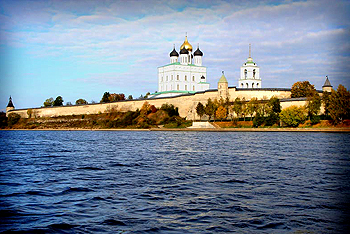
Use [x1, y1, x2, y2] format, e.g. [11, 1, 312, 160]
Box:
[246, 83, 249, 88]
[252, 83, 254, 88]
[177, 84, 179, 90]
[241, 83, 243, 88]
[185, 75, 187, 81]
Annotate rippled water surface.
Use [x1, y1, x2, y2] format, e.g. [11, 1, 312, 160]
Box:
[1, 130, 350, 233]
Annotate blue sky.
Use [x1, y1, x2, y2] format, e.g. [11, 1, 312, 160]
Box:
[0, 0, 349, 110]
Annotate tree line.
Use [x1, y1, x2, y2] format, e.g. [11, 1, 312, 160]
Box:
[195, 81, 350, 127]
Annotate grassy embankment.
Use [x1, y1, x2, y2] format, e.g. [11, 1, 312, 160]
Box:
[0, 109, 192, 130]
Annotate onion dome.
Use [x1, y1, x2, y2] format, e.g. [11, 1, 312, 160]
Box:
[180, 47, 189, 54]
[7, 96, 14, 108]
[180, 35, 192, 52]
[194, 44, 203, 56]
[169, 45, 179, 57]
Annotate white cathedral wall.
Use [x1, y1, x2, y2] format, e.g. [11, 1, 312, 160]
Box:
[158, 64, 208, 92]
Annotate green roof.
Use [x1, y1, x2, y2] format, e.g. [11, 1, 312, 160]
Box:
[218, 74, 228, 83]
[159, 62, 205, 68]
[150, 90, 196, 95]
[199, 82, 209, 84]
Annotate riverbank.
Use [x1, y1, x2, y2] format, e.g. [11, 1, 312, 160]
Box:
[2, 127, 350, 132]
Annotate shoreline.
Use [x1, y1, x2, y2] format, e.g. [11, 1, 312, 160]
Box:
[1, 128, 350, 132]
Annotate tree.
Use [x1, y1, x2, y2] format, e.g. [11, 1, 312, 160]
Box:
[216, 106, 227, 120]
[43, 97, 54, 107]
[322, 91, 331, 116]
[247, 98, 259, 120]
[232, 97, 242, 119]
[66, 102, 73, 106]
[140, 102, 150, 117]
[53, 96, 64, 106]
[305, 93, 321, 118]
[101, 92, 111, 103]
[196, 102, 205, 120]
[279, 106, 307, 127]
[328, 85, 350, 123]
[109, 93, 125, 102]
[291, 81, 317, 98]
[268, 96, 281, 114]
[8, 113, 21, 126]
[76, 99, 88, 105]
[160, 103, 179, 117]
[128, 95, 133, 100]
[205, 98, 217, 120]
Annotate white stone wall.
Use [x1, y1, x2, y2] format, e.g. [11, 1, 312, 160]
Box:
[9, 88, 325, 122]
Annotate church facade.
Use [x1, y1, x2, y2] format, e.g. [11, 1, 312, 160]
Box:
[151, 36, 210, 98]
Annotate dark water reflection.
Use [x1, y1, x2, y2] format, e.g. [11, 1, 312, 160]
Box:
[0, 131, 349, 233]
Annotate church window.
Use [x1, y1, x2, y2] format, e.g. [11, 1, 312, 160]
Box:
[246, 83, 248, 88]
[252, 83, 254, 88]
[241, 83, 243, 88]
[253, 69, 256, 79]
[185, 75, 187, 81]
[166, 76, 168, 81]
[192, 76, 195, 81]
[171, 85, 172, 90]
[161, 76, 163, 82]
[177, 84, 179, 90]
[171, 75, 173, 80]
[257, 83, 259, 88]
[193, 86, 195, 91]
[177, 75, 179, 80]
[244, 69, 247, 79]
[185, 85, 187, 91]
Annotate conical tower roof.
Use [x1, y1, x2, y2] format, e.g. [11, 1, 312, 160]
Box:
[218, 71, 228, 83]
[323, 76, 332, 87]
[7, 96, 14, 108]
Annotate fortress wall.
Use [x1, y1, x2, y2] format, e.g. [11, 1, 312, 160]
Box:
[8, 88, 321, 121]
[228, 88, 291, 100]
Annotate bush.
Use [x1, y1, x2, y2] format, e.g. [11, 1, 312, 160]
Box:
[8, 113, 21, 126]
[160, 104, 179, 117]
[279, 106, 307, 127]
[253, 113, 265, 127]
[310, 115, 321, 125]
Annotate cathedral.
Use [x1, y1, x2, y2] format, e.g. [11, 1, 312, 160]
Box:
[150, 36, 210, 98]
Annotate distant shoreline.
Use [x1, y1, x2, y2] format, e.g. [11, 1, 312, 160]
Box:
[1, 128, 350, 132]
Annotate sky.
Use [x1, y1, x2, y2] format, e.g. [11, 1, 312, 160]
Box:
[0, 0, 349, 111]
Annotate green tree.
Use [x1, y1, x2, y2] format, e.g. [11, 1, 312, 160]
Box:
[75, 99, 88, 105]
[305, 93, 321, 118]
[128, 95, 133, 100]
[232, 97, 242, 119]
[328, 85, 350, 123]
[196, 102, 205, 120]
[279, 106, 307, 127]
[291, 81, 317, 98]
[43, 97, 54, 107]
[247, 98, 259, 120]
[101, 92, 111, 103]
[268, 96, 281, 113]
[53, 96, 64, 106]
[216, 105, 227, 120]
[322, 91, 331, 116]
[205, 98, 217, 120]
[160, 103, 179, 117]
[8, 113, 21, 126]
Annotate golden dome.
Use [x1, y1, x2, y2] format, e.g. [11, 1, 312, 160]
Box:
[180, 36, 192, 52]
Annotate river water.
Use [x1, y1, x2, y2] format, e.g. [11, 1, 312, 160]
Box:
[0, 130, 349, 233]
